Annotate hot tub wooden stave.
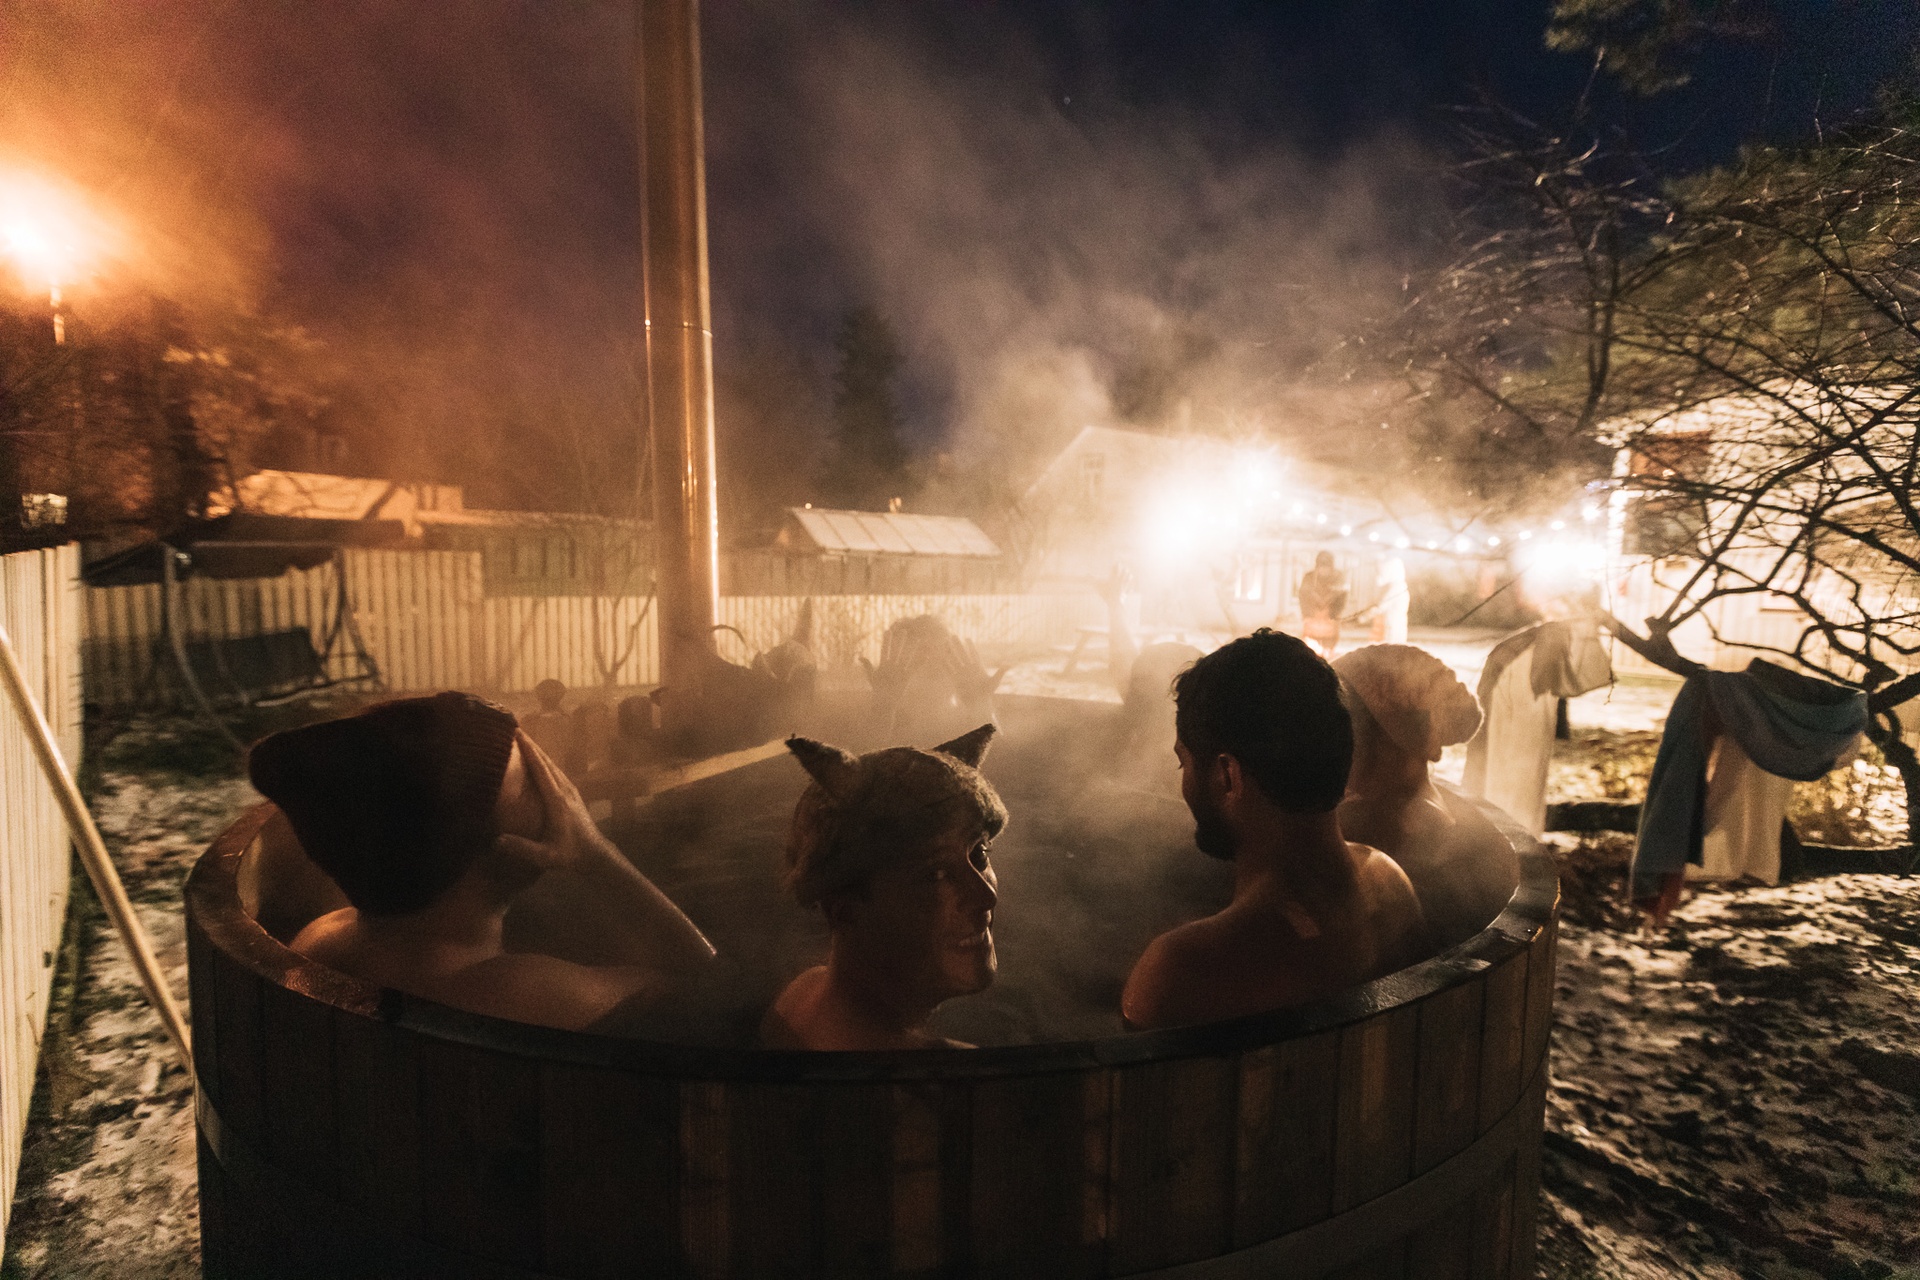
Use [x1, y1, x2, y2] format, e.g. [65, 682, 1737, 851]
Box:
[187, 802, 1557, 1280]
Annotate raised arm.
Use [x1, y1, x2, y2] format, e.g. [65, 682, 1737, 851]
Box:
[498, 731, 717, 977]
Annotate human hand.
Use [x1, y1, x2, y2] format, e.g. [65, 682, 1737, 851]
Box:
[495, 730, 613, 873]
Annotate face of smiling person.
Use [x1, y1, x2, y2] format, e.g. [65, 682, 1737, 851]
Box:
[835, 819, 1000, 1005]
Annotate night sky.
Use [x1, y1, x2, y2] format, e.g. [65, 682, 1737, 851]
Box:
[1, 0, 1913, 511]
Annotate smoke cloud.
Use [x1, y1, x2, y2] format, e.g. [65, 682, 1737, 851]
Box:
[0, 1, 1431, 519]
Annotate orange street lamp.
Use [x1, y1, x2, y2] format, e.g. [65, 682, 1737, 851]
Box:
[0, 168, 116, 344]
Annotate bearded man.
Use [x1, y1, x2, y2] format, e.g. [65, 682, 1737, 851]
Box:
[1122, 630, 1430, 1029]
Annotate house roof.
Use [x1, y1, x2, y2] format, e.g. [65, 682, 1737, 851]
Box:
[785, 508, 1000, 557]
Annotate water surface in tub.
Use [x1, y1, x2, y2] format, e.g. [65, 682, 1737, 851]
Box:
[596, 698, 1235, 1046]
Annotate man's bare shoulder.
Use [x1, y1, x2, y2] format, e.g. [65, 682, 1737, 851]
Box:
[1350, 843, 1436, 969]
[1353, 843, 1419, 900]
[760, 966, 828, 1048]
[1123, 911, 1290, 1030]
[1122, 919, 1202, 1030]
[443, 954, 658, 1031]
[289, 908, 362, 966]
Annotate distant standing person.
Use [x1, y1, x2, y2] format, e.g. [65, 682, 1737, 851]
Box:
[1296, 551, 1349, 658]
[1122, 630, 1431, 1030]
[1364, 557, 1410, 645]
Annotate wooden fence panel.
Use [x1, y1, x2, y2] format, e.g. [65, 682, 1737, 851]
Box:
[714, 594, 1104, 674]
[84, 548, 1102, 705]
[0, 544, 81, 1250]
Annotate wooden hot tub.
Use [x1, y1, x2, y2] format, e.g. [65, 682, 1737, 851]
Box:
[187, 772, 1557, 1279]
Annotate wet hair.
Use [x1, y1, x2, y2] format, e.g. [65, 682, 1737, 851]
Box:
[1173, 629, 1352, 813]
[783, 727, 1007, 908]
[248, 693, 519, 916]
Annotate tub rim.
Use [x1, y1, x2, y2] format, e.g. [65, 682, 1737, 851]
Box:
[186, 794, 1557, 1084]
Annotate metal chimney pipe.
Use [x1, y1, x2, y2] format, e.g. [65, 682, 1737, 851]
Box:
[637, 0, 720, 719]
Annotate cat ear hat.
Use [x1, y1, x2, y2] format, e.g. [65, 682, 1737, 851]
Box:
[783, 725, 1006, 907]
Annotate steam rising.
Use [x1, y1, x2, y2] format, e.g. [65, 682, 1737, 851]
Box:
[1, 1, 1428, 518]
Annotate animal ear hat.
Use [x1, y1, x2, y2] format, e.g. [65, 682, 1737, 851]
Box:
[782, 725, 1005, 907]
[1333, 645, 1482, 762]
[934, 723, 995, 768]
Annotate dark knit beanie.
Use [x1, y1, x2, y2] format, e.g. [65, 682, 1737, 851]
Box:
[249, 692, 519, 917]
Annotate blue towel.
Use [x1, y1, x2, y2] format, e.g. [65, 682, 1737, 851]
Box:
[1631, 660, 1867, 899]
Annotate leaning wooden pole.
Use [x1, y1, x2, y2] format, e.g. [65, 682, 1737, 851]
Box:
[0, 619, 193, 1070]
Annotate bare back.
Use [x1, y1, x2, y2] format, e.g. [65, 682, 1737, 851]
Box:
[1123, 843, 1429, 1030]
[292, 909, 658, 1032]
[1340, 788, 1513, 944]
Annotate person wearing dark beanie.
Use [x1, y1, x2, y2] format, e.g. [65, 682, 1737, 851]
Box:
[250, 693, 520, 917]
[255, 693, 715, 1032]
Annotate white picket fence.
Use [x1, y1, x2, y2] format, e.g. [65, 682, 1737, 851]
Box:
[0, 544, 81, 1244]
[82, 550, 1105, 704]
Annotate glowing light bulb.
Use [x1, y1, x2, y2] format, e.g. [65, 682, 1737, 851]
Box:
[0, 180, 89, 291]
[0, 168, 120, 342]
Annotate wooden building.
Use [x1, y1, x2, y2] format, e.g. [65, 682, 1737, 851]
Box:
[728, 506, 1012, 596]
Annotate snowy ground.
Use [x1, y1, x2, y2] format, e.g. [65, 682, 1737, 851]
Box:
[5, 644, 1916, 1276]
[1537, 839, 1920, 1278]
[2, 760, 256, 1279]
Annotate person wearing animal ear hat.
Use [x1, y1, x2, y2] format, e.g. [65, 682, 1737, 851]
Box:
[762, 724, 1007, 1051]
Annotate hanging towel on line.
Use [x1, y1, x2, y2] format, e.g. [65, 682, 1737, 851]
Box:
[1631, 659, 1867, 900]
[1463, 618, 1613, 834]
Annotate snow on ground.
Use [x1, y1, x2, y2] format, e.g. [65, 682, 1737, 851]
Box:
[6, 652, 1915, 1277]
[4, 762, 256, 1279]
[1538, 837, 1920, 1278]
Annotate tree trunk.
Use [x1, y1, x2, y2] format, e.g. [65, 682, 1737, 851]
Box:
[1866, 720, 1920, 873]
